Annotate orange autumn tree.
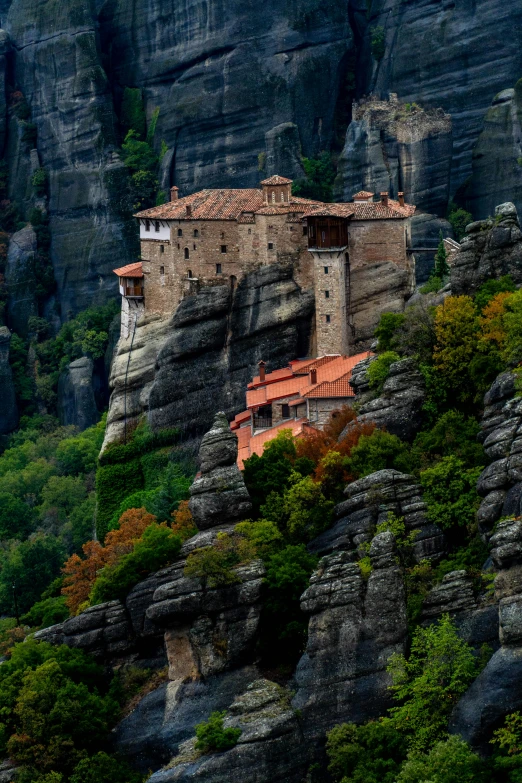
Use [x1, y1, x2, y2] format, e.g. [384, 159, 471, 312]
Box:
[171, 499, 197, 538]
[62, 507, 157, 614]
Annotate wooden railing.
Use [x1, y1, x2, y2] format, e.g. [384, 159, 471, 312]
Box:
[124, 286, 144, 298]
[253, 415, 273, 429]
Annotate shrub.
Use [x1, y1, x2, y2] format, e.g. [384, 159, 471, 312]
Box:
[0, 533, 65, 615]
[291, 152, 336, 202]
[95, 459, 144, 540]
[491, 711, 522, 779]
[69, 752, 142, 783]
[21, 596, 68, 629]
[420, 456, 482, 541]
[269, 473, 334, 542]
[243, 430, 298, 516]
[433, 232, 449, 279]
[411, 410, 485, 470]
[367, 351, 401, 393]
[397, 735, 488, 783]
[0, 491, 33, 539]
[433, 296, 479, 402]
[183, 530, 255, 588]
[31, 168, 48, 196]
[371, 25, 386, 59]
[474, 275, 515, 312]
[120, 86, 146, 139]
[420, 275, 443, 294]
[344, 429, 412, 478]
[388, 614, 479, 750]
[447, 201, 472, 242]
[374, 312, 405, 352]
[326, 718, 408, 783]
[195, 711, 241, 753]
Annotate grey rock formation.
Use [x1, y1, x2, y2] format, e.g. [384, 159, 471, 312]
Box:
[103, 264, 313, 450]
[57, 356, 99, 431]
[115, 667, 259, 772]
[35, 600, 135, 661]
[0, 760, 17, 783]
[464, 86, 522, 220]
[263, 123, 306, 181]
[422, 571, 477, 620]
[476, 372, 522, 537]
[189, 412, 252, 528]
[410, 212, 455, 283]
[309, 469, 445, 563]
[5, 225, 37, 335]
[0, 327, 18, 434]
[149, 679, 305, 783]
[335, 96, 452, 216]
[293, 532, 408, 738]
[450, 203, 522, 297]
[346, 356, 426, 442]
[370, 0, 522, 197]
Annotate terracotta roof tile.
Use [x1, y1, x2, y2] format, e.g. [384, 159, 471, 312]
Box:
[260, 175, 293, 185]
[352, 190, 374, 199]
[135, 189, 265, 221]
[303, 373, 355, 398]
[113, 261, 143, 278]
[248, 367, 295, 388]
[307, 198, 415, 220]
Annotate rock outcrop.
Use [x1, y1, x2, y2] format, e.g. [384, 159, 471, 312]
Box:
[450, 202, 522, 296]
[5, 225, 37, 335]
[0, 326, 18, 435]
[293, 532, 408, 737]
[309, 469, 445, 563]
[476, 371, 522, 538]
[449, 518, 522, 748]
[103, 264, 313, 450]
[347, 355, 426, 442]
[335, 95, 452, 216]
[188, 412, 252, 528]
[57, 356, 99, 431]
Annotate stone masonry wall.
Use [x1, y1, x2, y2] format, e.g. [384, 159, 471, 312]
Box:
[312, 250, 349, 356]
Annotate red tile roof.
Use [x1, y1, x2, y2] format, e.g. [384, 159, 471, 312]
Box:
[113, 261, 143, 278]
[352, 190, 374, 199]
[303, 373, 355, 398]
[307, 197, 415, 220]
[260, 175, 293, 185]
[230, 410, 251, 430]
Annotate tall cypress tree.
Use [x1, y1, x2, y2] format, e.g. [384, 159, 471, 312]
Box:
[433, 231, 449, 279]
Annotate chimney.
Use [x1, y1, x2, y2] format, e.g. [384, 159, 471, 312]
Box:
[186, 204, 192, 217]
[398, 191, 404, 207]
[170, 186, 179, 202]
[258, 360, 266, 382]
[380, 192, 389, 207]
[310, 368, 317, 384]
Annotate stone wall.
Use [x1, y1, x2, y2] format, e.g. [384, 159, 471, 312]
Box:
[310, 249, 349, 355]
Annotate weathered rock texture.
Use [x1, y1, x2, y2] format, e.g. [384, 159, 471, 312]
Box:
[103, 264, 313, 450]
[293, 533, 408, 738]
[57, 356, 99, 431]
[476, 371, 522, 538]
[309, 469, 445, 564]
[451, 202, 522, 296]
[5, 225, 37, 336]
[464, 85, 522, 220]
[189, 412, 252, 528]
[450, 518, 522, 748]
[347, 355, 426, 442]
[0, 326, 18, 434]
[336, 95, 452, 216]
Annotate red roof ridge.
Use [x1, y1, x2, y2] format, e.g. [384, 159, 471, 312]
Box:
[260, 175, 293, 185]
[113, 261, 143, 278]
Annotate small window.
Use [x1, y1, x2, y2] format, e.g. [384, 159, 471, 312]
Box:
[155, 220, 160, 232]
[324, 266, 329, 274]
[221, 245, 227, 254]
[268, 242, 274, 250]
[193, 243, 196, 250]
[272, 192, 275, 203]
[303, 226, 307, 236]
[282, 403, 290, 418]
[184, 248, 189, 259]
[160, 266, 165, 275]
[177, 243, 180, 250]
[216, 263, 222, 274]
[187, 270, 192, 278]
[177, 228, 183, 237]
[325, 290, 330, 299]
[248, 228, 252, 235]
[160, 245, 164, 254]
[194, 229, 199, 237]
[145, 219, 150, 232]
[221, 232, 225, 239]
[281, 192, 284, 202]
[325, 314, 331, 323]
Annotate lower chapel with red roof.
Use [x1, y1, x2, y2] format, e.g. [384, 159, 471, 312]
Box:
[114, 175, 416, 355]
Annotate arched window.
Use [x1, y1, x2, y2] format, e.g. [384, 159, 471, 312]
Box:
[194, 229, 199, 237]
[184, 248, 189, 259]
[271, 191, 275, 203]
[178, 228, 183, 237]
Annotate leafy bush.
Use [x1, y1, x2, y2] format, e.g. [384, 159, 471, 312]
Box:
[374, 312, 405, 352]
[183, 531, 252, 588]
[243, 430, 299, 516]
[367, 351, 401, 393]
[120, 86, 146, 139]
[291, 152, 336, 202]
[195, 711, 241, 753]
[433, 232, 450, 279]
[0, 533, 65, 614]
[69, 752, 142, 783]
[21, 596, 69, 629]
[420, 456, 482, 541]
[388, 614, 480, 750]
[371, 25, 386, 59]
[420, 275, 443, 294]
[447, 201, 472, 242]
[344, 430, 412, 478]
[411, 410, 485, 470]
[397, 735, 488, 783]
[0, 492, 34, 538]
[261, 473, 334, 542]
[474, 275, 515, 312]
[95, 459, 144, 540]
[31, 167, 48, 196]
[491, 711, 522, 779]
[90, 523, 182, 604]
[327, 718, 408, 783]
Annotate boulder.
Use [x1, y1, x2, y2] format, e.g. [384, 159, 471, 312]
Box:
[57, 356, 99, 431]
[188, 412, 252, 528]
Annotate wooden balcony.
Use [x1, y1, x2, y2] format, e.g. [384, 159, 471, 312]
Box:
[308, 217, 349, 250]
[124, 285, 144, 298]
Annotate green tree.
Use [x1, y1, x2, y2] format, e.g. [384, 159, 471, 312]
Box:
[420, 456, 482, 541]
[374, 312, 405, 352]
[367, 351, 401, 393]
[291, 152, 336, 202]
[243, 430, 299, 516]
[120, 86, 146, 139]
[195, 711, 241, 753]
[371, 26, 386, 59]
[433, 232, 449, 279]
[69, 752, 142, 783]
[326, 718, 408, 783]
[0, 533, 65, 614]
[388, 615, 479, 750]
[447, 201, 472, 242]
[38, 475, 88, 524]
[0, 492, 33, 539]
[397, 735, 488, 783]
[491, 711, 522, 780]
[344, 430, 412, 479]
[474, 275, 515, 312]
[411, 410, 485, 470]
[433, 296, 479, 403]
[263, 473, 333, 542]
[21, 596, 69, 629]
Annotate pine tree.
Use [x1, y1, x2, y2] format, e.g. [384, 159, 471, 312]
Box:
[433, 232, 449, 279]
